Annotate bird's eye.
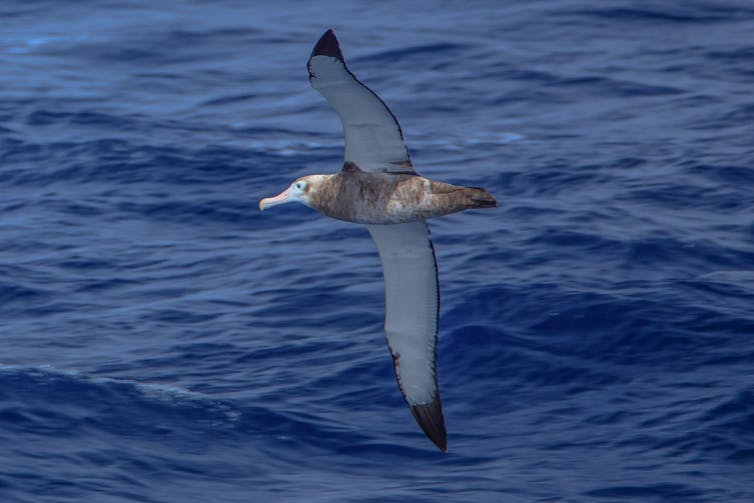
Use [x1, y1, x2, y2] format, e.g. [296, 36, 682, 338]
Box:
[295, 182, 303, 189]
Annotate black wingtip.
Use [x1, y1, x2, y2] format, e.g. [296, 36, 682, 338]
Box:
[310, 28, 344, 62]
[410, 399, 448, 453]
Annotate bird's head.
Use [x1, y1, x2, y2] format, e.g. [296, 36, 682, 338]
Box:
[259, 175, 329, 211]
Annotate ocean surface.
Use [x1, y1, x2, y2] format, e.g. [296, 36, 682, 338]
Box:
[2, 0, 754, 501]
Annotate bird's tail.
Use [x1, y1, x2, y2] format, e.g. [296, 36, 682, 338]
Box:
[463, 187, 498, 209]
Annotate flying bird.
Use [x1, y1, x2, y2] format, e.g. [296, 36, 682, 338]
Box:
[260, 29, 497, 452]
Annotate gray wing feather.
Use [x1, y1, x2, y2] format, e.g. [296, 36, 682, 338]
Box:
[308, 30, 414, 173]
[367, 221, 447, 451]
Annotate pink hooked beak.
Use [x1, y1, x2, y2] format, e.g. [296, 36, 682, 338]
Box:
[259, 186, 292, 211]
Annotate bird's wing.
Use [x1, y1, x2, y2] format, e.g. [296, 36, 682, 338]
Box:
[308, 29, 414, 174]
[367, 221, 447, 451]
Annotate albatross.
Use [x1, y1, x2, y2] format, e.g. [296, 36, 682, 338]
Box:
[260, 29, 497, 452]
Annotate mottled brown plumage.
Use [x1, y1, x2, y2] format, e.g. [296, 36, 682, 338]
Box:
[298, 162, 497, 225]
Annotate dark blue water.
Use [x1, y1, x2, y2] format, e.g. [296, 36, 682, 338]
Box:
[2, 1, 754, 501]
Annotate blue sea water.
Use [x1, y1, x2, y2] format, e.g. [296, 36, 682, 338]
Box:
[2, 0, 754, 501]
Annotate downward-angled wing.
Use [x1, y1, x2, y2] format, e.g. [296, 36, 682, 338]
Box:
[367, 221, 447, 452]
[308, 29, 414, 174]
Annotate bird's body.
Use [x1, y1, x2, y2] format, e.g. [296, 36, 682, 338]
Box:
[299, 162, 496, 225]
[259, 29, 497, 452]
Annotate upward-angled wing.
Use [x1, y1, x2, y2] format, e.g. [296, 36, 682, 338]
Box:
[308, 29, 414, 174]
[367, 221, 447, 452]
